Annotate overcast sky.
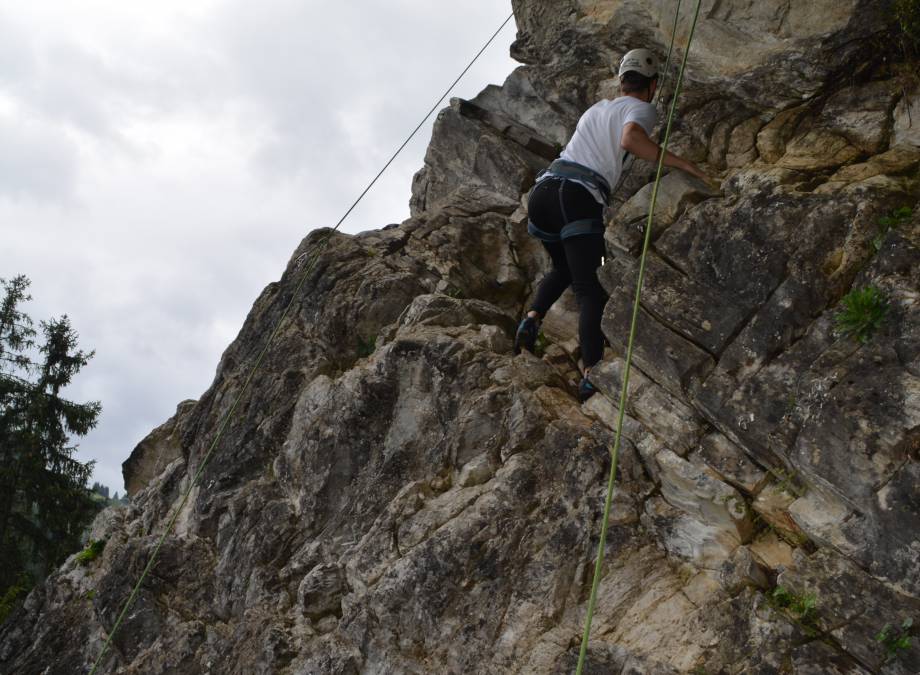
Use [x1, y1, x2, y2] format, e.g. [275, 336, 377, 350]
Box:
[1, 1, 518, 494]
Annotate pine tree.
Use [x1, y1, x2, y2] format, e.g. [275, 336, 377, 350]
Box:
[91, 482, 110, 499]
[0, 275, 102, 607]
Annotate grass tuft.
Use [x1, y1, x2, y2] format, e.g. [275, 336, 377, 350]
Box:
[769, 586, 820, 635]
[876, 617, 914, 662]
[872, 206, 912, 253]
[834, 286, 889, 344]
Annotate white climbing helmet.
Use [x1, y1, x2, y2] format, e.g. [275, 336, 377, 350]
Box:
[618, 49, 658, 78]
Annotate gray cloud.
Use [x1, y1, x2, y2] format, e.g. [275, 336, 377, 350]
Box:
[209, 1, 516, 180]
[0, 117, 78, 202]
[0, 12, 35, 83]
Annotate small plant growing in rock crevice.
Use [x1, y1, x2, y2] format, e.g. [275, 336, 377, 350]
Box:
[768, 585, 820, 635]
[0, 573, 33, 624]
[876, 617, 914, 662]
[534, 331, 549, 358]
[834, 286, 889, 344]
[768, 466, 808, 498]
[893, 0, 920, 56]
[872, 206, 912, 252]
[356, 335, 377, 358]
[75, 539, 106, 566]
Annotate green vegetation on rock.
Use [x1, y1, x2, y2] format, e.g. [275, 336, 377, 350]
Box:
[769, 586, 820, 635]
[893, 0, 920, 55]
[357, 335, 377, 358]
[0, 573, 32, 624]
[873, 206, 912, 252]
[876, 617, 914, 662]
[834, 286, 889, 344]
[75, 539, 106, 567]
[768, 466, 807, 498]
[534, 331, 549, 358]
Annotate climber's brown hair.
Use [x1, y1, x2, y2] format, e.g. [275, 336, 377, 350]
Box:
[620, 71, 657, 94]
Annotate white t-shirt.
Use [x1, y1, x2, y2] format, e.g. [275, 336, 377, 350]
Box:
[558, 96, 657, 203]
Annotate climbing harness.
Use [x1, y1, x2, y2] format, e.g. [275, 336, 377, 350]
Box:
[539, 159, 613, 204]
[87, 12, 514, 674]
[574, 1, 703, 673]
[527, 159, 613, 242]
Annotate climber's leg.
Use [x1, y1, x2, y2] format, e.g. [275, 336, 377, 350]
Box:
[564, 232, 607, 370]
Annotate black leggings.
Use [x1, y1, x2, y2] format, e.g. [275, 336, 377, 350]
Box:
[528, 178, 608, 369]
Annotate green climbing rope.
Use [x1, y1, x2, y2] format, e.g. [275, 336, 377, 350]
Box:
[574, 2, 703, 673]
[656, 0, 683, 104]
[87, 13, 514, 674]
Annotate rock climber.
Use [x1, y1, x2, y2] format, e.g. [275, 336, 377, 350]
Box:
[513, 48, 708, 402]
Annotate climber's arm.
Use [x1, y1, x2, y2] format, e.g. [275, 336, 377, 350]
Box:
[621, 122, 708, 181]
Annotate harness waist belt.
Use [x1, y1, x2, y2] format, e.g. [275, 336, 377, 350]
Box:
[528, 217, 605, 243]
[540, 159, 611, 204]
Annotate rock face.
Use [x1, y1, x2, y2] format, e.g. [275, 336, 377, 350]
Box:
[3, 1, 920, 673]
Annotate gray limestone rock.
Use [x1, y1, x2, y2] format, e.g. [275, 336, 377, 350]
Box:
[778, 548, 920, 673]
[893, 91, 920, 148]
[642, 494, 740, 570]
[692, 431, 770, 496]
[608, 171, 719, 253]
[588, 357, 703, 455]
[123, 399, 196, 496]
[719, 546, 769, 596]
[655, 449, 753, 544]
[298, 563, 345, 621]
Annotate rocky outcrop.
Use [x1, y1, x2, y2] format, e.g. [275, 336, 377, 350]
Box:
[3, 1, 920, 673]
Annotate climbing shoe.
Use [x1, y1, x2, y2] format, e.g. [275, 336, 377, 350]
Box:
[578, 377, 597, 403]
[513, 316, 540, 355]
